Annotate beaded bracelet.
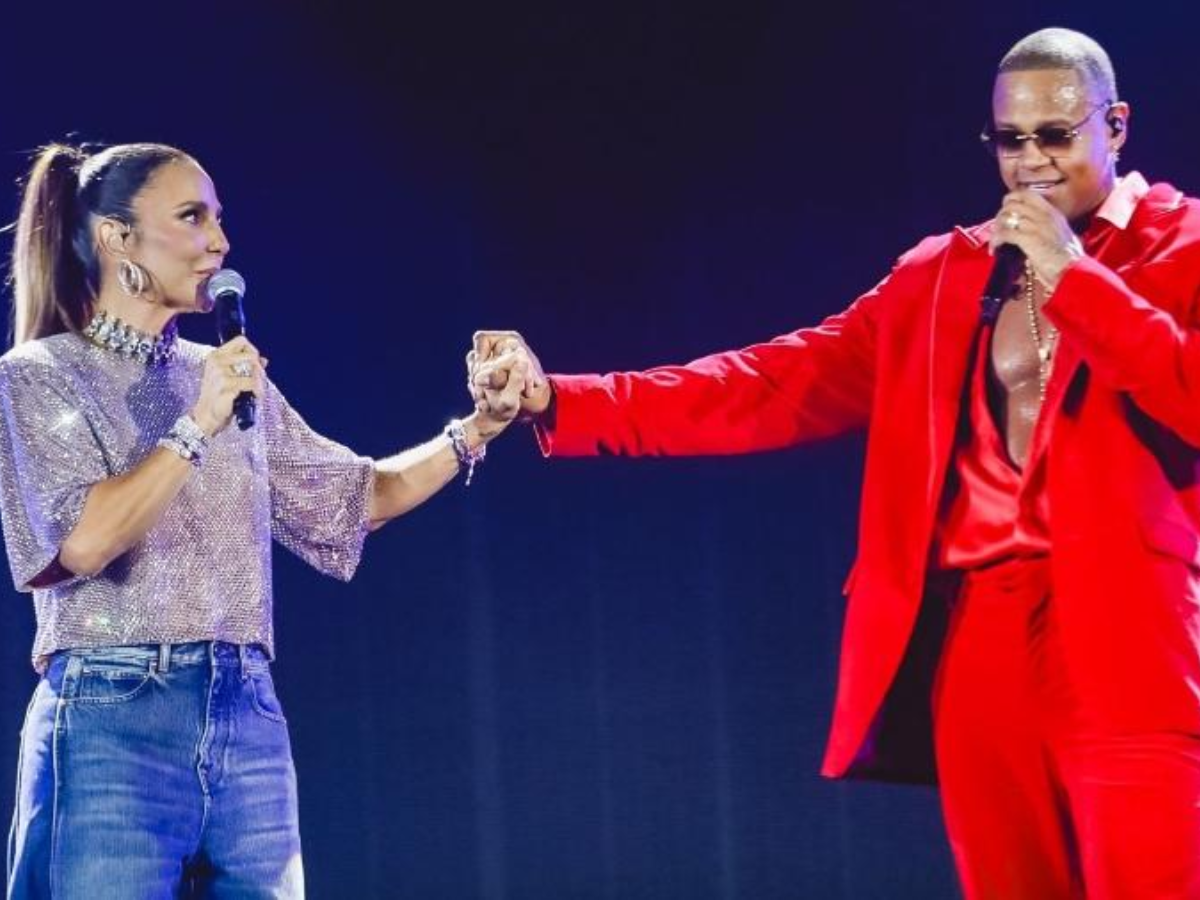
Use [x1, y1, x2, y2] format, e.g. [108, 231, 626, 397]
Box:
[444, 418, 486, 485]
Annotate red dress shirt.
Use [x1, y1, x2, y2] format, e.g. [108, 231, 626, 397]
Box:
[936, 175, 1150, 569]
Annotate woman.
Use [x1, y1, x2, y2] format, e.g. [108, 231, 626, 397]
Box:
[0, 142, 525, 898]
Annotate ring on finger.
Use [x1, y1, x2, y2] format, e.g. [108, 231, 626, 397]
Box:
[231, 360, 253, 378]
[1003, 211, 1021, 231]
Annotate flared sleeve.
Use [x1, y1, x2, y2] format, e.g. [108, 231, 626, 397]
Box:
[0, 354, 110, 591]
[262, 379, 375, 581]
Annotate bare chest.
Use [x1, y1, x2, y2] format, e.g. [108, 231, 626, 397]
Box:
[991, 302, 1045, 395]
[987, 282, 1057, 467]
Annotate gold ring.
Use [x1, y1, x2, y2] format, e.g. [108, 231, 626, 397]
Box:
[1003, 212, 1021, 231]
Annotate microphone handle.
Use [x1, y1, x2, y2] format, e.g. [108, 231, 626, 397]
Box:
[233, 392, 257, 431]
[980, 244, 1025, 325]
[221, 319, 257, 430]
[214, 290, 257, 430]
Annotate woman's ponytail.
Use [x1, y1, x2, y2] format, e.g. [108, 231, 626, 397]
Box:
[10, 144, 90, 345]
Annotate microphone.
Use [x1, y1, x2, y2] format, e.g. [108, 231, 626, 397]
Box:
[979, 244, 1024, 325]
[206, 269, 256, 430]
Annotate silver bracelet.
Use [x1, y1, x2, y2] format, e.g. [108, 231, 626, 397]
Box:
[444, 418, 486, 486]
[158, 414, 209, 465]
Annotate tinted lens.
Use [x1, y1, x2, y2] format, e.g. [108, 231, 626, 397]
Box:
[983, 127, 1076, 157]
[989, 130, 1024, 154]
[1034, 127, 1074, 152]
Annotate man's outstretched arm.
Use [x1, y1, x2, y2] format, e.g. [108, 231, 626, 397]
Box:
[468, 287, 884, 458]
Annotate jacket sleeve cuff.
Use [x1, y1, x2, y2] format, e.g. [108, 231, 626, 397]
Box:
[532, 374, 610, 457]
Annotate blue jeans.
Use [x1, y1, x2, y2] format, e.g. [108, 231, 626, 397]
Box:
[6, 642, 304, 899]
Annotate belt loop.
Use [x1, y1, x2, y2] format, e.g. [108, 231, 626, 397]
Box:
[238, 644, 249, 680]
[158, 643, 171, 675]
[60, 655, 84, 700]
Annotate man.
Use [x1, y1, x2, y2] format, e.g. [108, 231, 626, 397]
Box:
[472, 28, 1200, 899]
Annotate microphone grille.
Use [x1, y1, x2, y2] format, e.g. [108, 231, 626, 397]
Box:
[206, 268, 246, 302]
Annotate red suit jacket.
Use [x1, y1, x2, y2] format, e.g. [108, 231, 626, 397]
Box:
[538, 175, 1200, 781]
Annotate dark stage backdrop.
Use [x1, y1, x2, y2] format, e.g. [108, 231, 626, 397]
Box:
[2, 2, 1198, 897]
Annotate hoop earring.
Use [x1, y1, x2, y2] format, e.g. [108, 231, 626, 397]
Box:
[117, 259, 149, 297]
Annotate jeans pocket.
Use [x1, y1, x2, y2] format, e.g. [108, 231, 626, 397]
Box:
[69, 660, 155, 706]
[247, 670, 287, 723]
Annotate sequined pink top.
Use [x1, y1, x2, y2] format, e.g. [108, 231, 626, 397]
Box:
[0, 332, 374, 670]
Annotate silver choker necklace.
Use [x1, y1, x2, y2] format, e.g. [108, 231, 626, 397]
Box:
[82, 311, 179, 365]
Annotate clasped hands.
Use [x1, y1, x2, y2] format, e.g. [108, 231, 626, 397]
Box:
[467, 331, 552, 424]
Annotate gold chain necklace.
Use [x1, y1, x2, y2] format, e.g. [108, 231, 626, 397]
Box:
[1023, 260, 1058, 401]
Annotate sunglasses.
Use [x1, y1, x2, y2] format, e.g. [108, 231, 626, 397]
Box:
[980, 101, 1113, 158]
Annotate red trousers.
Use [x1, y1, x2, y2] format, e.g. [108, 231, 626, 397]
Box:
[933, 559, 1200, 899]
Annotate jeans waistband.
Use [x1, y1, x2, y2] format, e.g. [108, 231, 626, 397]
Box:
[50, 641, 269, 675]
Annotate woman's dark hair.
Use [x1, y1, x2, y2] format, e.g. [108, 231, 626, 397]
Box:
[9, 142, 189, 345]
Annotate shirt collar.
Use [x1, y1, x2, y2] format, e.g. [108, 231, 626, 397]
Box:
[1093, 171, 1149, 231]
